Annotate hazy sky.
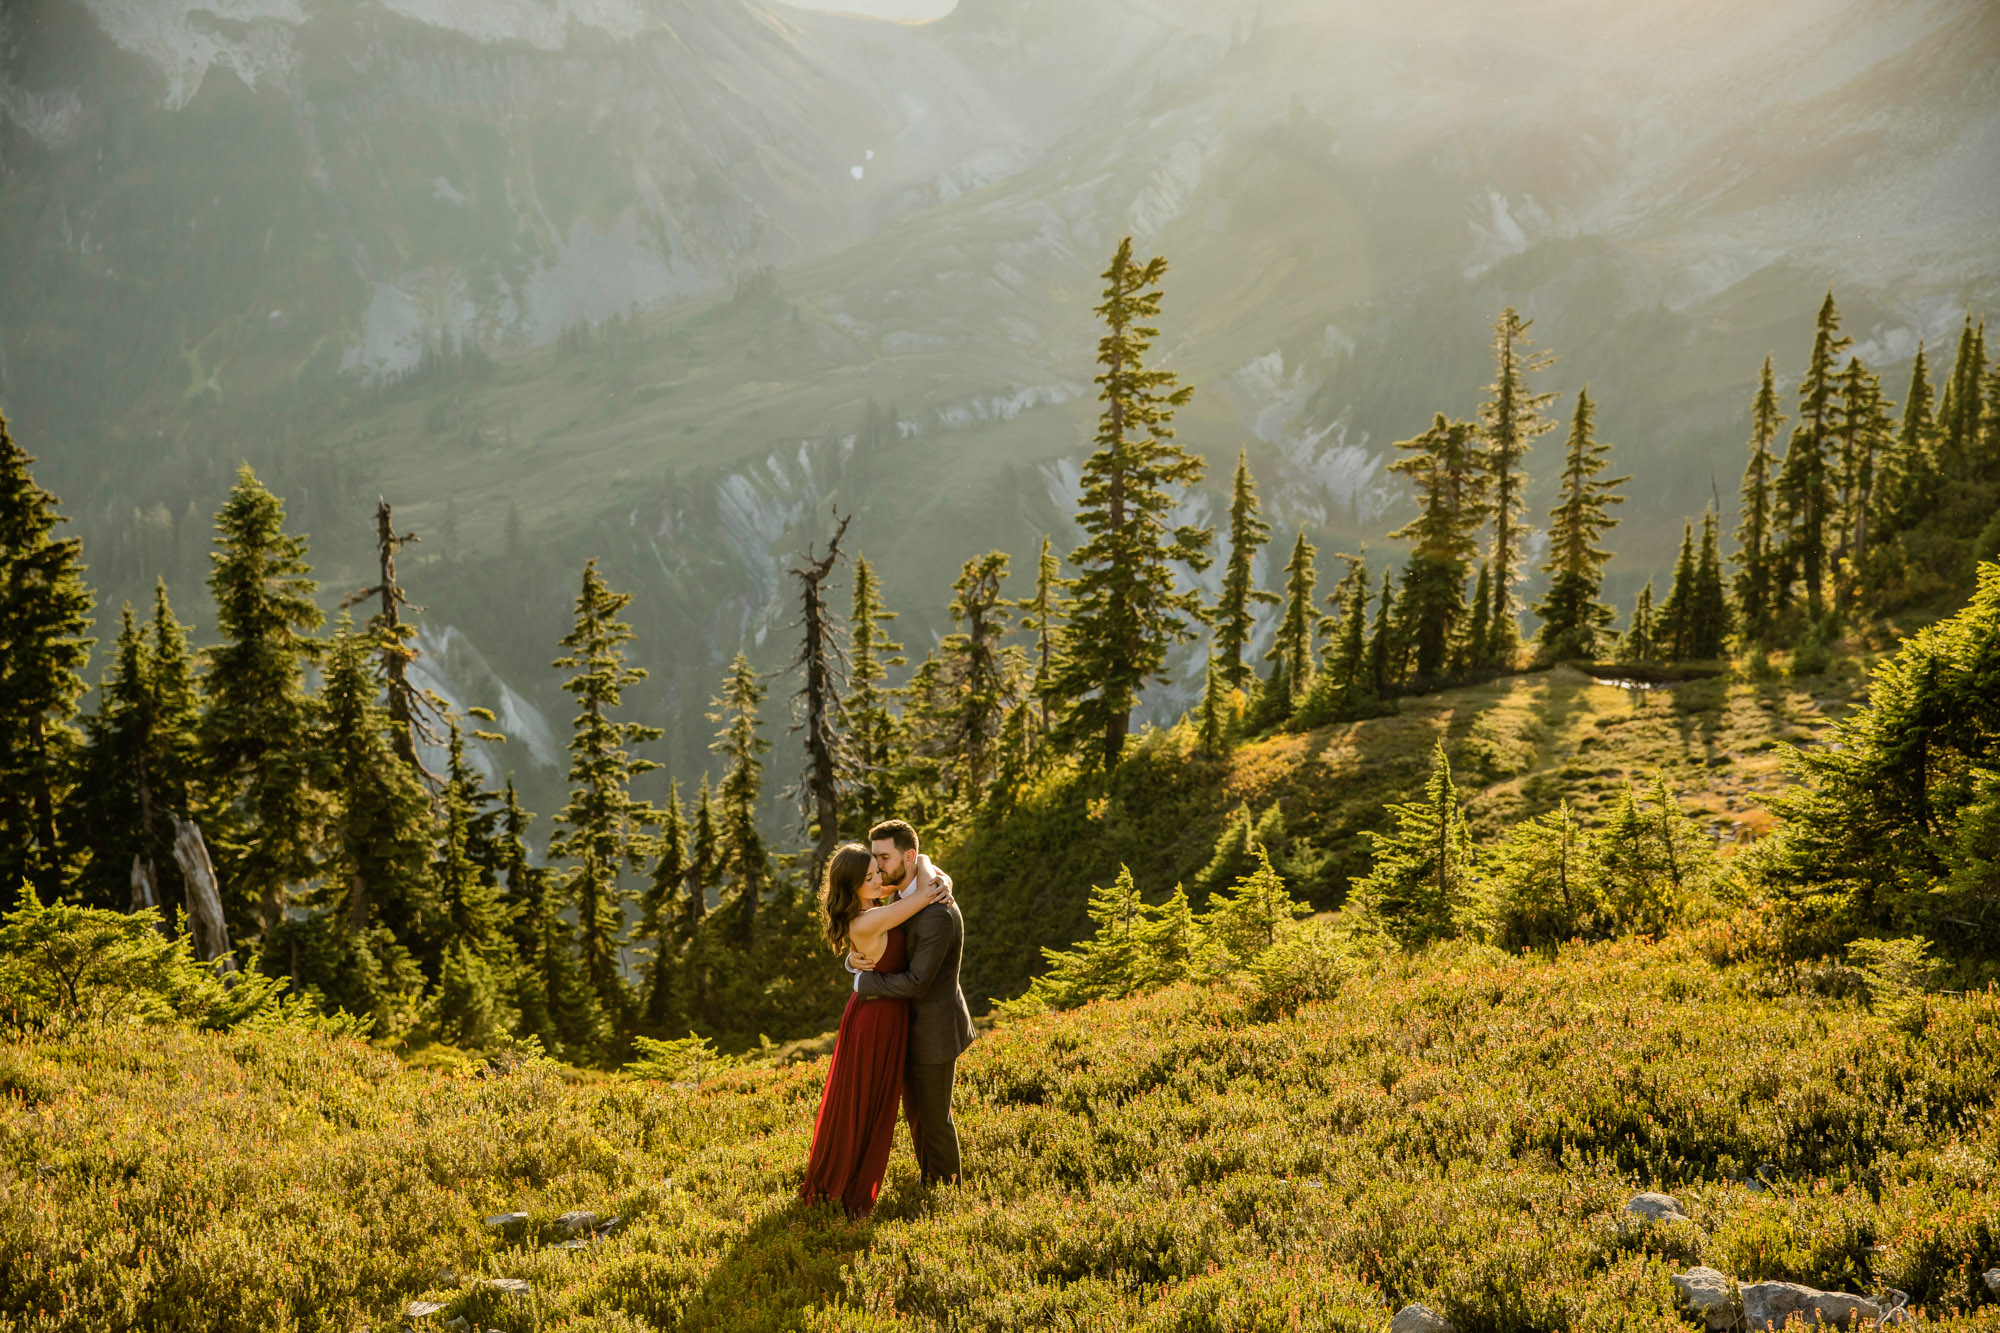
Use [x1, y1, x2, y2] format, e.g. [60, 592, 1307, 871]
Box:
[781, 0, 957, 19]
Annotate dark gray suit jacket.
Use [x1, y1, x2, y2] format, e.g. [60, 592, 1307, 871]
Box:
[858, 898, 976, 1065]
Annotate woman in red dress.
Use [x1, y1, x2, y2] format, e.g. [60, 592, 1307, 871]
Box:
[800, 843, 952, 1216]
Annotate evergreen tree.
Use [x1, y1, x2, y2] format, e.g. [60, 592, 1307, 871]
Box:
[203, 464, 323, 937]
[72, 586, 200, 913]
[344, 499, 444, 780]
[710, 652, 771, 945]
[1197, 657, 1229, 755]
[1534, 388, 1627, 660]
[1831, 356, 1894, 606]
[1008, 866, 1151, 1011]
[549, 560, 661, 1032]
[1201, 846, 1308, 962]
[1389, 414, 1486, 680]
[1626, 580, 1658, 661]
[1880, 343, 1938, 537]
[843, 555, 904, 834]
[636, 780, 690, 1036]
[1689, 507, 1734, 658]
[1367, 568, 1399, 698]
[498, 777, 600, 1058]
[303, 616, 436, 1031]
[1457, 563, 1491, 677]
[1774, 292, 1851, 616]
[1214, 450, 1278, 691]
[1657, 521, 1700, 662]
[430, 718, 518, 1048]
[1599, 778, 1714, 938]
[1352, 742, 1476, 948]
[1054, 237, 1213, 768]
[938, 551, 1018, 802]
[1297, 555, 1372, 727]
[1476, 310, 1558, 667]
[1488, 801, 1601, 950]
[1134, 881, 1221, 989]
[1264, 530, 1318, 713]
[0, 413, 94, 904]
[1937, 316, 1986, 484]
[1734, 358, 1786, 639]
[1016, 536, 1071, 742]
[787, 515, 850, 876]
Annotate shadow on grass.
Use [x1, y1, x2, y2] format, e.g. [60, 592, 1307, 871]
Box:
[677, 1198, 874, 1333]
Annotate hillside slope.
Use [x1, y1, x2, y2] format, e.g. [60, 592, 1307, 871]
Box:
[3, 931, 1995, 1330]
[951, 659, 1867, 1009]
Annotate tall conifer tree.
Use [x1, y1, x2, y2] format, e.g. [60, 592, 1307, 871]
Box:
[1734, 357, 1786, 640]
[203, 464, 322, 937]
[637, 781, 690, 1036]
[308, 615, 437, 1029]
[1626, 580, 1657, 661]
[1476, 309, 1558, 667]
[1881, 343, 1938, 536]
[1352, 743, 1476, 948]
[1265, 531, 1318, 711]
[1774, 292, 1851, 616]
[843, 556, 903, 834]
[1389, 414, 1486, 681]
[0, 414, 94, 903]
[938, 551, 1017, 802]
[431, 718, 518, 1047]
[1657, 521, 1700, 662]
[1830, 356, 1894, 603]
[549, 560, 661, 1032]
[1535, 388, 1627, 660]
[1016, 536, 1070, 741]
[1055, 237, 1213, 768]
[787, 516, 850, 876]
[1367, 569, 1398, 698]
[1214, 450, 1278, 691]
[710, 653, 771, 945]
[1690, 507, 1734, 658]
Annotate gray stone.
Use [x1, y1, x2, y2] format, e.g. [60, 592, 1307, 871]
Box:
[1627, 1192, 1691, 1223]
[1985, 1269, 2000, 1295]
[484, 1278, 530, 1297]
[556, 1210, 599, 1235]
[1390, 1303, 1454, 1333]
[406, 1300, 446, 1318]
[1742, 1281, 1880, 1330]
[483, 1212, 528, 1229]
[1670, 1267, 1738, 1331]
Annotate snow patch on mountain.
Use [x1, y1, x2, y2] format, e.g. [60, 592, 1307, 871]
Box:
[79, 0, 302, 109]
[0, 75, 83, 148]
[1129, 140, 1206, 238]
[934, 382, 1082, 431]
[375, 0, 650, 50]
[1226, 350, 1389, 525]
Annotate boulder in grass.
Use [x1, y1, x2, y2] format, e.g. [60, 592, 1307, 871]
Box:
[406, 1299, 447, 1318]
[485, 1278, 530, 1297]
[1627, 1192, 1691, 1223]
[1390, 1303, 1455, 1333]
[1742, 1281, 1880, 1330]
[1670, 1267, 1737, 1330]
[556, 1210, 599, 1235]
[1985, 1269, 2000, 1295]
[483, 1212, 528, 1229]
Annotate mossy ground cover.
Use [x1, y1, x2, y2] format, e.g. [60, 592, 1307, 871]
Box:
[4, 927, 1995, 1332]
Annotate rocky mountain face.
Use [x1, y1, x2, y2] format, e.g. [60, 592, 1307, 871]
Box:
[3, 0, 1995, 793]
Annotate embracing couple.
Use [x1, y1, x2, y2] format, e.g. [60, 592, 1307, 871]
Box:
[799, 818, 976, 1217]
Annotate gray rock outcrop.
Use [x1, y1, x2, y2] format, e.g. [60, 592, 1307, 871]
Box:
[1742, 1281, 1880, 1330]
[1390, 1303, 1455, 1333]
[1627, 1192, 1692, 1223]
[1670, 1267, 1736, 1330]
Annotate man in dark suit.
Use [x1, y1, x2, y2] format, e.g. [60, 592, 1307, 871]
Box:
[849, 818, 977, 1185]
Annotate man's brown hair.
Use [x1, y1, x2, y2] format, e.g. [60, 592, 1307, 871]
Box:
[868, 818, 919, 853]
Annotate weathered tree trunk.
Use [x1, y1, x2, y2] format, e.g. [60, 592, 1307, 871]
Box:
[129, 854, 164, 929]
[170, 814, 235, 972]
[789, 513, 852, 884]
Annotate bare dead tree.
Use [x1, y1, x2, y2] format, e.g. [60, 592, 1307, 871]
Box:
[343, 498, 448, 783]
[170, 814, 234, 973]
[788, 511, 852, 882]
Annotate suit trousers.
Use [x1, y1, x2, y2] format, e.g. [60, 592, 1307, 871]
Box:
[902, 1057, 962, 1185]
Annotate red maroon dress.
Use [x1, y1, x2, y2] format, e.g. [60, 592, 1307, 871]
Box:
[800, 926, 911, 1216]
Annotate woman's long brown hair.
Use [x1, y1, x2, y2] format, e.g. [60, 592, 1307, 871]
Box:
[818, 843, 875, 952]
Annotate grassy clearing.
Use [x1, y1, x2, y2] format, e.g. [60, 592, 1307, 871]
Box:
[955, 659, 1867, 1005]
[3, 926, 1995, 1332]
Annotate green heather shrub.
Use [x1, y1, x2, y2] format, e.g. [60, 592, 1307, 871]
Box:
[5, 931, 1996, 1331]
